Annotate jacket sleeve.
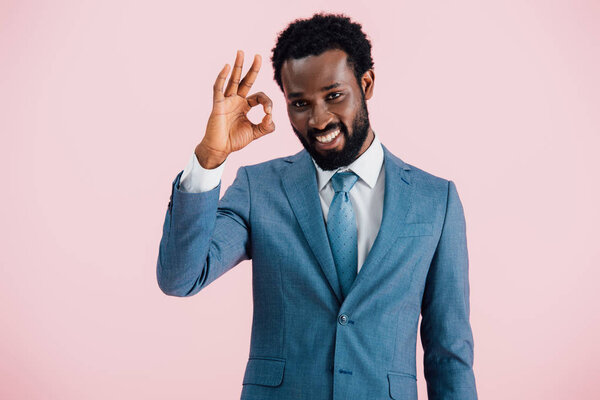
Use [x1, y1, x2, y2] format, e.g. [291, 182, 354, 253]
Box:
[156, 166, 251, 297]
[420, 180, 478, 399]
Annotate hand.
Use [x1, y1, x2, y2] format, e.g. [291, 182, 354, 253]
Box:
[195, 50, 276, 169]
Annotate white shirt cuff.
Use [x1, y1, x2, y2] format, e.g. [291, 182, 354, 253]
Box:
[179, 153, 227, 193]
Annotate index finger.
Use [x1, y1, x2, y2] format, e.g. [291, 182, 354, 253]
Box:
[237, 54, 261, 98]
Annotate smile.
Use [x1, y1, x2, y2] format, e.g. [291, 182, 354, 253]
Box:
[315, 129, 341, 144]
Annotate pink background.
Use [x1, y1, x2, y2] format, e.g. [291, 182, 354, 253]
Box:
[2, 1, 599, 398]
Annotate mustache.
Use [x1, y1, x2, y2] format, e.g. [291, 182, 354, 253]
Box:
[307, 123, 346, 139]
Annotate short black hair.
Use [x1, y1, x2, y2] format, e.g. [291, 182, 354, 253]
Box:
[271, 13, 374, 91]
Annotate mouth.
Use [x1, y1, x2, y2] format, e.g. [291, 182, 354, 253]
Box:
[314, 128, 341, 144]
[312, 127, 344, 151]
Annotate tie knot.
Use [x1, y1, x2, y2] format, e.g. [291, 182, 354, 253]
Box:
[331, 171, 358, 193]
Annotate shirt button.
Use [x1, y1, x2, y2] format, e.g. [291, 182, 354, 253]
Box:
[338, 314, 348, 325]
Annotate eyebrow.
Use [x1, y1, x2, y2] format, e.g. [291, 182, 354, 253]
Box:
[287, 82, 342, 99]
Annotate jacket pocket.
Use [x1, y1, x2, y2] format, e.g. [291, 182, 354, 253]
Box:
[242, 357, 286, 387]
[396, 223, 433, 237]
[388, 371, 417, 400]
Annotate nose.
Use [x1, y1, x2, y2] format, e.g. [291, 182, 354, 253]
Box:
[308, 102, 333, 131]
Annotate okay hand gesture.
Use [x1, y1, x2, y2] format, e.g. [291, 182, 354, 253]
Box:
[195, 50, 276, 169]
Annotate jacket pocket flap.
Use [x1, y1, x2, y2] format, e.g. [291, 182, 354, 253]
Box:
[396, 223, 434, 237]
[388, 372, 417, 400]
[243, 358, 285, 387]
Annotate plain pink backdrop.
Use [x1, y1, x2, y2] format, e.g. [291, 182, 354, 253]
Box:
[1, 1, 599, 399]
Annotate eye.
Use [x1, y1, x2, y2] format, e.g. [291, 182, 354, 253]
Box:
[292, 100, 308, 108]
[327, 92, 342, 100]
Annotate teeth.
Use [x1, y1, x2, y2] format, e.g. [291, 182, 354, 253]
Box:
[315, 129, 340, 144]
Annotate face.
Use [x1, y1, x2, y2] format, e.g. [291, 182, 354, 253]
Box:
[280, 49, 375, 170]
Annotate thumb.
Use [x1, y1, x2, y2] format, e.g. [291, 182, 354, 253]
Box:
[252, 113, 276, 140]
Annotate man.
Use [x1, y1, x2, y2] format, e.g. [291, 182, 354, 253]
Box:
[157, 13, 477, 400]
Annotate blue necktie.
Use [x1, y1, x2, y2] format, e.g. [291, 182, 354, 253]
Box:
[327, 171, 359, 299]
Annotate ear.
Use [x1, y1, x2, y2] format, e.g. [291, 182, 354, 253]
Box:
[360, 69, 375, 100]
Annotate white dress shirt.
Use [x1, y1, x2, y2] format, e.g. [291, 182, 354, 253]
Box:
[179, 134, 386, 273]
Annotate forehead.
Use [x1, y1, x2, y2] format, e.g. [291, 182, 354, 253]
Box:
[281, 49, 356, 96]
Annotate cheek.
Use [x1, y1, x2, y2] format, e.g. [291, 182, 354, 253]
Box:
[335, 95, 360, 121]
[288, 111, 307, 130]
[336, 106, 359, 129]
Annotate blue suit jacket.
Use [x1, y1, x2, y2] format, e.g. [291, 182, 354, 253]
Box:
[157, 144, 477, 399]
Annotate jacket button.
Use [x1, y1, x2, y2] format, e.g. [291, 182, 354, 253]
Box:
[338, 314, 348, 325]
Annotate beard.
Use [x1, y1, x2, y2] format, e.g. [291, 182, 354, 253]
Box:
[292, 94, 371, 171]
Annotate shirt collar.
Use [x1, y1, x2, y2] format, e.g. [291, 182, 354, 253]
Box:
[312, 132, 384, 191]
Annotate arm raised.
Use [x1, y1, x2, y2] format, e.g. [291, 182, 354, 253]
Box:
[156, 166, 251, 297]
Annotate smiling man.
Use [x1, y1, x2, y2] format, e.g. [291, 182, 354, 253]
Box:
[281, 48, 373, 170]
[157, 13, 477, 400]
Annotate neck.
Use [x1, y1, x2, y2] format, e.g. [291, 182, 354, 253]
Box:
[354, 127, 375, 160]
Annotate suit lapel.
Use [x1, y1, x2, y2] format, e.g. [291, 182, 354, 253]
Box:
[281, 150, 343, 304]
[346, 145, 414, 298]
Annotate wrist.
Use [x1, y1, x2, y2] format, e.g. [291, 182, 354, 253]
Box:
[195, 143, 228, 169]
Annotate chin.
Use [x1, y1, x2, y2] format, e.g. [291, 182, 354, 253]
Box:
[293, 125, 366, 171]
